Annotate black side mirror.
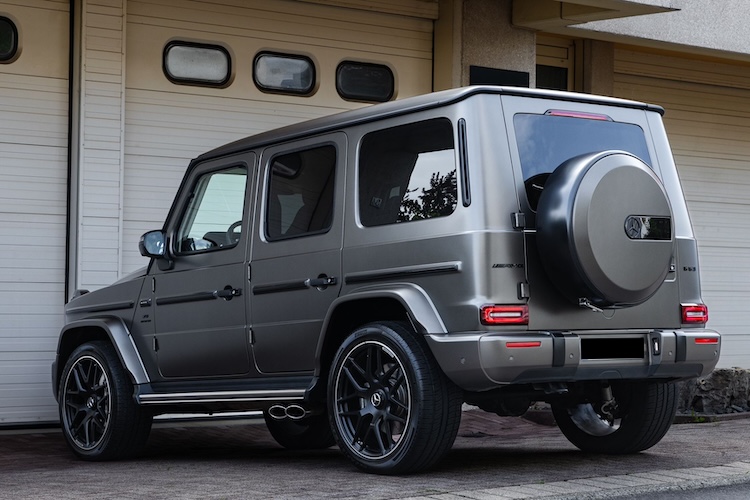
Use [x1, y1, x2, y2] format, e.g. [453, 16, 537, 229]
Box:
[139, 230, 167, 258]
[140, 230, 174, 270]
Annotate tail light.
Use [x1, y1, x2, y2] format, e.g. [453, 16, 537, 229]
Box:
[505, 341, 541, 348]
[545, 109, 612, 121]
[682, 304, 708, 324]
[481, 305, 529, 325]
[695, 337, 719, 345]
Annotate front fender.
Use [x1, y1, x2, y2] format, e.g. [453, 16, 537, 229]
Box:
[52, 317, 150, 399]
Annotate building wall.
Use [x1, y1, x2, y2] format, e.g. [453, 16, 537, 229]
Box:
[74, 0, 127, 290]
[0, 0, 69, 424]
[612, 46, 750, 368]
[72, 0, 437, 291]
[435, 0, 535, 89]
[572, 0, 750, 63]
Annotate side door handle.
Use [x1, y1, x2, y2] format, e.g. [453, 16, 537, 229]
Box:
[304, 276, 337, 289]
[215, 286, 242, 300]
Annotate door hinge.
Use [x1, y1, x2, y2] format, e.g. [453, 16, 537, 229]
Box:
[518, 282, 530, 300]
[512, 212, 526, 230]
[248, 328, 254, 345]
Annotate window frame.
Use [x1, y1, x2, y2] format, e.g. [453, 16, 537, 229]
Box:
[0, 16, 19, 63]
[163, 40, 232, 88]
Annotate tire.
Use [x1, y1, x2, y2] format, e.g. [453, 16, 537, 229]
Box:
[551, 381, 678, 454]
[536, 151, 674, 308]
[264, 411, 335, 450]
[58, 341, 152, 460]
[328, 321, 462, 475]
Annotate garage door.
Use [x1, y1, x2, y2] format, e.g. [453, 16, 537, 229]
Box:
[0, 1, 69, 424]
[615, 47, 750, 368]
[121, 0, 435, 273]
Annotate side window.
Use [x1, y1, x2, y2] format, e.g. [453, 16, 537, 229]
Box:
[176, 166, 247, 254]
[0, 16, 18, 63]
[266, 145, 336, 240]
[359, 118, 457, 227]
[163, 41, 232, 87]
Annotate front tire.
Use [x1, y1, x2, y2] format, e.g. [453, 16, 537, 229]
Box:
[58, 341, 152, 460]
[552, 381, 678, 454]
[328, 321, 462, 474]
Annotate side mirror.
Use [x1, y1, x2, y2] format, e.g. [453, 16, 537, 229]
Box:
[139, 230, 167, 258]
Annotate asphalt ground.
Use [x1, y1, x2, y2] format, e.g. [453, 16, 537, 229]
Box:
[1, 410, 749, 499]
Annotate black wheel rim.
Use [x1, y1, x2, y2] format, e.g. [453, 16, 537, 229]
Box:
[61, 355, 112, 451]
[567, 404, 621, 436]
[333, 340, 411, 460]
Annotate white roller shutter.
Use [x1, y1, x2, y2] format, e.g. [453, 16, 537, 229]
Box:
[615, 47, 750, 369]
[122, 0, 435, 273]
[0, 1, 69, 424]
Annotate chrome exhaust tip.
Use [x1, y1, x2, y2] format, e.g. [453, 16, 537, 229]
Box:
[267, 404, 310, 420]
[268, 404, 288, 420]
[285, 404, 307, 420]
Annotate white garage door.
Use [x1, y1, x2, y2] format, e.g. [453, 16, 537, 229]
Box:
[615, 47, 750, 369]
[0, 1, 69, 424]
[121, 0, 435, 273]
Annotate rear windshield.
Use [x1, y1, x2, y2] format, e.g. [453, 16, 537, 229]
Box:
[514, 113, 652, 209]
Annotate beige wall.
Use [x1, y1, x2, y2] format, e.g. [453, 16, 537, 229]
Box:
[435, 0, 536, 90]
[582, 40, 614, 95]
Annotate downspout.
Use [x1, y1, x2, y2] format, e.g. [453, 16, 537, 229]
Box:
[65, 0, 82, 302]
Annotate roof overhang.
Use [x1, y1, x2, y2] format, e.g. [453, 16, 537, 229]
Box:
[513, 0, 677, 30]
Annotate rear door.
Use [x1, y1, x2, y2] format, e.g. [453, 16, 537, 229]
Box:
[250, 134, 345, 373]
[501, 95, 681, 331]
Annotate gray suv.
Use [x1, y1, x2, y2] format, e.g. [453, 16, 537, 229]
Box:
[52, 86, 720, 474]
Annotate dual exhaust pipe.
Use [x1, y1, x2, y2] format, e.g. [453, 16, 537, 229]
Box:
[267, 404, 310, 421]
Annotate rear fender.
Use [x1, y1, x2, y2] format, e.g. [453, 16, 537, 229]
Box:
[316, 283, 446, 364]
[304, 283, 447, 401]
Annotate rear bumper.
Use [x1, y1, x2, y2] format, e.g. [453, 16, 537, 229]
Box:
[425, 329, 720, 391]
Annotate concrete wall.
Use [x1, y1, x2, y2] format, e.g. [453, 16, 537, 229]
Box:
[435, 0, 536, 90]
[571, 0, 750, 62]
[582, 40, 614, 96]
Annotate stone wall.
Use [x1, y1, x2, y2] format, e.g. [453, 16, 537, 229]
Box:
[678, 368, 750, 415]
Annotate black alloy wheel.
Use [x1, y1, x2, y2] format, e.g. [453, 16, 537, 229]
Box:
[61, 351, 112, 451]
[551, 381, 678, 454]
[329, 322, 462, 474]
[59, 341, 152, 460]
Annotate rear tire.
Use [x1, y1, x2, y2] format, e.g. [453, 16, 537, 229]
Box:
[328, 321, 462, 475]
[58, 341, 152, 460]
[552, 381, 677, 454]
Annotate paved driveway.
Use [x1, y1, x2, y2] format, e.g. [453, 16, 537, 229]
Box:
[1, 411, 749, 499]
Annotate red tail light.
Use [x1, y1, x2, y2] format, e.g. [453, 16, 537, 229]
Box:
[695, 337, 719, 345]
[682, 304, 708, 324]
[545, 109, 612, 121]
[481, 305, 529, 325]
[505, 341, 541, 348]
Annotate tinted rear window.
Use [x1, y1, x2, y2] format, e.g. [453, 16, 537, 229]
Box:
[514, 113, 651, 178]
[514, 113, 652, 210]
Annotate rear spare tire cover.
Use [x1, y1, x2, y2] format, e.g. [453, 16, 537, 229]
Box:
[536, 151, 674, 308]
